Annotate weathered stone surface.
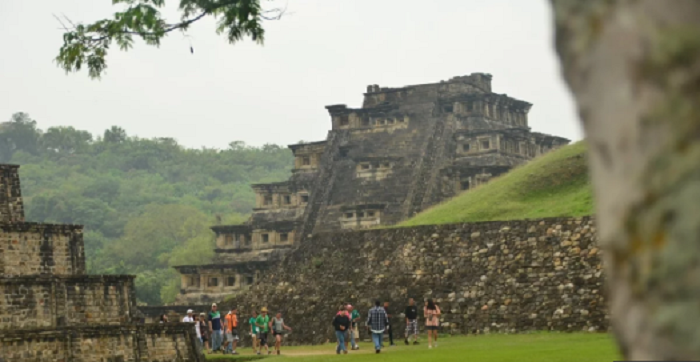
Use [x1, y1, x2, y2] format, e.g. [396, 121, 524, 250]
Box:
[139, 305, 211, 323]
[222, 216, 607, 345]
[0, 324, 203, 362]
[0, 164, 24, 223]
[0, 222, 85, 277]
[0, 275, 137, 329]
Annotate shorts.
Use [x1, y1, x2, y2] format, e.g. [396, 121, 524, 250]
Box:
[258, 332, 268, 346]
[426, 326, 439, 331]
[351, 323, 359, 339]
[406, 320, 419, 335]
[226, 329, 239, 342]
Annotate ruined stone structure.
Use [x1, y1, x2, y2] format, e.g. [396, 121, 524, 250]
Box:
[224, 216, 607, 345]
[0, 165, 204, 362]
[0, 165, 24, 223]
[174, 74, 570, 304]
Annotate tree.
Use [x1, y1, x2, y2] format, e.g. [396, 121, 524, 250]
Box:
[104, 126, 128, 144]
[41, 126, 93, 154]
[102, 203, 211, 269]
[550, 0, 700, 359]
[55, 0, 285, 78]
[0, 113, 41, 161]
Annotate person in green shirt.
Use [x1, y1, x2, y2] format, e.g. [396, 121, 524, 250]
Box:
[348, 305, 361, 350]
[248, 309, 259, 352]
[255, 307, 271, 355]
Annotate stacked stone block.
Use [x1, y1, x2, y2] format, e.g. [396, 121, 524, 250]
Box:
[0, 325, 201, 362]
[0, 275, 138, 329]
[0, 222, 85, 276]
[139, 305, 211, 323]
[0, 164, 204, 362]
[0, 164, 24, 223]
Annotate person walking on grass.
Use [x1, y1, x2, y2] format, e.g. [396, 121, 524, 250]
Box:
[198, 313, 210, 351]
[424, 299, 441, 349]
[348, 304, 361, 350]
[249, 309, 259, 352]
[255, 307, 271, 355]
[404, 298, 419, 345]
[333, 305, 351, 355]
[335, 302, 350, 350]
[434, 302, 442, 347]
[383, 301, 395, 346]
[223, 306, 239, 355]
[366, 300, 389, 354]
[336, 304, 352, 352]
[208, 303, 223, 353]
[269, 311, 292, 355]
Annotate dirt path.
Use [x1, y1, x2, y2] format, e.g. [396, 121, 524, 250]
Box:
[281, 348, 375, 357]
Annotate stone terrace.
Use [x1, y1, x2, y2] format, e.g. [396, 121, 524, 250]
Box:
[0, 164, 204, 362]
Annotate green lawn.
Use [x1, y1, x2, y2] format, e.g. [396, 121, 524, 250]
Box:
[398, 141, 593, 227]
[206, 332, 620, 361]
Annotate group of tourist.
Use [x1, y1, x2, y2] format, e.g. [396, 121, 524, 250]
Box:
[346, 297, 442, 354]
[169, 303, 292, 355]
[170, 297, 441, 355]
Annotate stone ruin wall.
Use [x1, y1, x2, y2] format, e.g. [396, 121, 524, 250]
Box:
[175, 261, 272, 305]
[0, 275, 137, 329]
[0, 222, 86, 277]
[0, 324, 200, 362]
[0, 165, 24, 223]
[0, 164, 204, 362]
[222, 216, 608, 345]
[139, 305, 211, 323]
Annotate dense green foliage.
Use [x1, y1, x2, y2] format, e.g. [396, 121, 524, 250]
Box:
[206, 332, 619, 361]
[1, 112, 293, 304]
[399, 141, 593, 227]
[55, 0, 284, 78]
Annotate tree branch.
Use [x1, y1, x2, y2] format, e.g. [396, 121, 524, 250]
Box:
[55, 0, 285, 78]
[90, 12, 209, 43]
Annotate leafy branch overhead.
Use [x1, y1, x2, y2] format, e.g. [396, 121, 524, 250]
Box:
[55, 0, 284, 79]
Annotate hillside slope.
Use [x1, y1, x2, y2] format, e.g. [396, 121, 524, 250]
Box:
[399, 141, 592, 227]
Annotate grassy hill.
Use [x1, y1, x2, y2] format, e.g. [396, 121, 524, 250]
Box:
[399, 141, 593, 227]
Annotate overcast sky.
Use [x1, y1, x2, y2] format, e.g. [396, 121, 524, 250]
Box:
[0, 0, 581, 149]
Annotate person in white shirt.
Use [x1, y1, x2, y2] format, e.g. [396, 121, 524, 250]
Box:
[195, 318, 201, 333]
[183, 309, 195, 323]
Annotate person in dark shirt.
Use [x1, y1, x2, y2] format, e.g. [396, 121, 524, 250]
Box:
[208, 303, 223, 353]
[383, 301, 395, 346]
[198, 313, 210, 351]
[332, 305, 351, 355]
[404, 298, 419, 345]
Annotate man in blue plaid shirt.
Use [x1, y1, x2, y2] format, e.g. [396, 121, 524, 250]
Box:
[366, 300, 389, 354]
